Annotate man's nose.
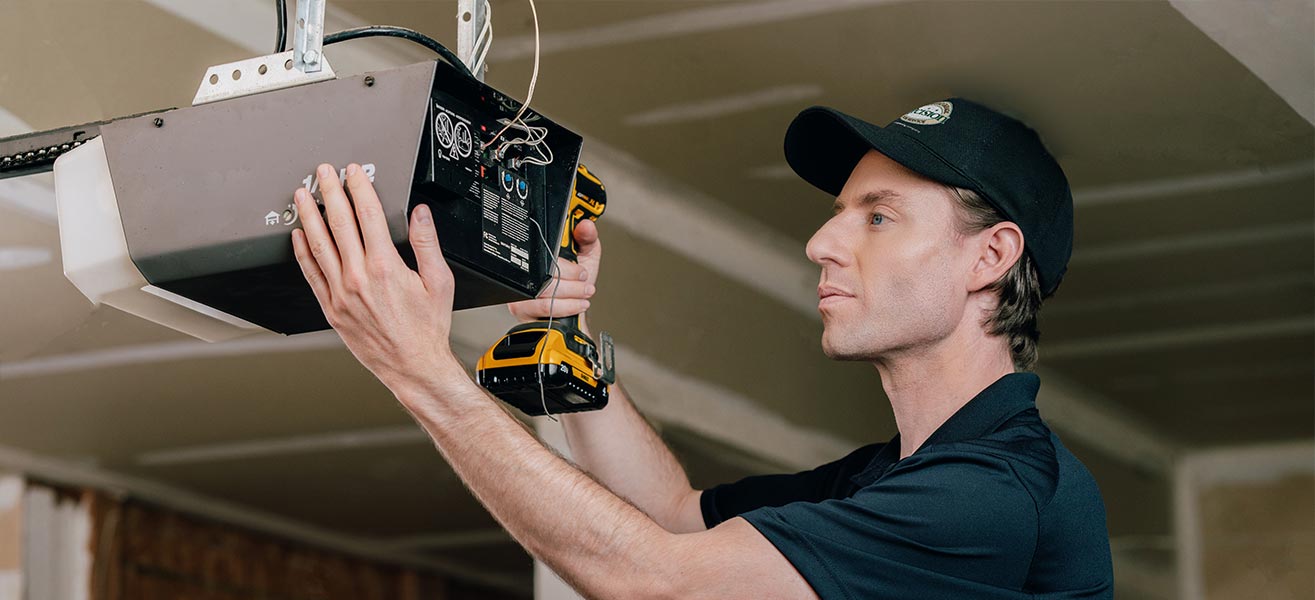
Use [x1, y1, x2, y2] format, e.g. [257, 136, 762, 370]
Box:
[806, 217, 849, 268]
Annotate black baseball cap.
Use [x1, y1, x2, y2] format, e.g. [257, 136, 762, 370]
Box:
[783, 99, 1073, 298]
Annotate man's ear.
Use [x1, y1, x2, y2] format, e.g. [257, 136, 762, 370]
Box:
[968, 222, 1024, 293]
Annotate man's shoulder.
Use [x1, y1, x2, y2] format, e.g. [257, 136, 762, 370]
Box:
[923, 410, 1105, 519]
[916, 410, 1068, 510]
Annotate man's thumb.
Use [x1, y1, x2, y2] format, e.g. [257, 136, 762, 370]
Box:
[575, 219, 601, 254]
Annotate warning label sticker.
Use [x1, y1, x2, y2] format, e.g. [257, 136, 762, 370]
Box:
[480, 184, 532, 273]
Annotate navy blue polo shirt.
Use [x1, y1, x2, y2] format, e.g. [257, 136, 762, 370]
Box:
[700, 373, 1113, 598]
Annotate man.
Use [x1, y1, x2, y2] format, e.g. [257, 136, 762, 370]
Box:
[289, 98, 1113, 598]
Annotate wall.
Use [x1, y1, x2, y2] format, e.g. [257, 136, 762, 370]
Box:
[84, 491, 523, 600]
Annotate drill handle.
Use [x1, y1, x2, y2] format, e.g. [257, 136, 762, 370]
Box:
[558, 163, 606, 264]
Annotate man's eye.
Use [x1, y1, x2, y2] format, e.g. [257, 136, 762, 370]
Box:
[870, 213, 886, 226]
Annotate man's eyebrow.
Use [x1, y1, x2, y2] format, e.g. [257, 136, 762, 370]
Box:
[832, 190, 904, 215]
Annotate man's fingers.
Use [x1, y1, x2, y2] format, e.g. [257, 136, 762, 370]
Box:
[507, 277, 594, 321]
[537, 278, 594, 300]
[409, 204, 451, 293]
[293, 187, 343, 292]
[344, 163, 396, 259]
[509, 298, 591, 320]
[291, 228, 332, 307]
[316, 163, 366, 274]
[552, 258, 588, 282]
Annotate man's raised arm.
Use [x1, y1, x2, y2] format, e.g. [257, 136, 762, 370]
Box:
[507, 220, 706, 533]
[562, 376, 707, 533]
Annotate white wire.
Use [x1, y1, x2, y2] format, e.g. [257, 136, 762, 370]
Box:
[482, 0, 539, 150]
[495, 119, 553, 167]
[527, 214, 564, 421]
[493, 124, 544, 159]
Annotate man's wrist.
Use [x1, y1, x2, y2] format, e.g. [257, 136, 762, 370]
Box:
[387, 349, 472, 407]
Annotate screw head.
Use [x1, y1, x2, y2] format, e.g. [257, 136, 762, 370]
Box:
[304, 49, 320, 64]
[364, 75, 375, 87]
[153, 118, 164, 128]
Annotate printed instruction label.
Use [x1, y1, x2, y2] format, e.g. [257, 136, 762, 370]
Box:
[480, 174, 532, 273]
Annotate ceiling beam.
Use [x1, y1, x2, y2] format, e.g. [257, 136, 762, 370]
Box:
[0, 330, 342, 379]
[1169, 0, 1314, 125]
[623, 84, 823, 127]
[1046, 273, 1311, 317]
[487, 0, 909, 63]
[1070, 222, 1312, 265]
[1045, 316, 1313, 360]
[136, 424, 428, 467]
[1073, 160, 1313, 208]
[1109, 358, 1311, 391]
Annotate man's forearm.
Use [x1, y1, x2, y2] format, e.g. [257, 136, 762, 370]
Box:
[394, 364, 679, 599]
[562, 381, 705, 532]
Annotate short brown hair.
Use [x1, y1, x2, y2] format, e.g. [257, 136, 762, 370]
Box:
[948, 187, 1043, 371]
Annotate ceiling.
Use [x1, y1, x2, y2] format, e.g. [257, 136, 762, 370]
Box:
[0, 0, 1311, 596]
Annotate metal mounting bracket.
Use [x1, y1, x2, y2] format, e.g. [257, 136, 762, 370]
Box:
[294, 0, 327, 73]
[457, 0, 488, 82]
[192, 50, 335, 106]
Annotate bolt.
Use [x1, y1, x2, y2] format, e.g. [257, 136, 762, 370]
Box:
[153, 118, 164, 128]
[364, 75, 375, 87]
[304, 49, 320, 64]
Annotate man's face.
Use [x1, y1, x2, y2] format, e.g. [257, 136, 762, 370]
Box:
[805, 150, 975, 361]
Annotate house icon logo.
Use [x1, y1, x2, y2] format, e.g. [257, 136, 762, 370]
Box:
[264, 211, 280, 226]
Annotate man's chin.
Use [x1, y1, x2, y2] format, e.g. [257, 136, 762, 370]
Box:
[820, 337, 877, 362]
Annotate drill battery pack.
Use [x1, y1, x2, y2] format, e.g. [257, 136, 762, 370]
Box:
[477, 320, 613, 416]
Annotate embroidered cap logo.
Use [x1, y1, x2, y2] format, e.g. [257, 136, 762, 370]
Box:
[899, 101, 954, 126]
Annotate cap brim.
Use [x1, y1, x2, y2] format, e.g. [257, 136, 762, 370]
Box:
[784, 106, 976, 197]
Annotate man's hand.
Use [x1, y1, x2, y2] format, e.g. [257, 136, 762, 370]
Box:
[289, 163, 461, 394]
[507, 219, 600, 329]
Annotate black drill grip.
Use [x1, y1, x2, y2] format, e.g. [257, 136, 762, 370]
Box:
[558, 163, 606, 263]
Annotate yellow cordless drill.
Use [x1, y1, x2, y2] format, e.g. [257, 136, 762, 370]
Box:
[476, 164, 615, 416]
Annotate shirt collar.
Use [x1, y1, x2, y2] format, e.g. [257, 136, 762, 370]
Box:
[849, 372, 1041, 488]
[921, 372, 1040, 446]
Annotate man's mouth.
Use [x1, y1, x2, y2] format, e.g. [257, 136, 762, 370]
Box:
[817, 285, 853, 309]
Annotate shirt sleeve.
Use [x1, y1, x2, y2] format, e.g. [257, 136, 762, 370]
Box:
[737, 449, 1040, 599]
[700, 443, 881, 529]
